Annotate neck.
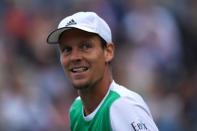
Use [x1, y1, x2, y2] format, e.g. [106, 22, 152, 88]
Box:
[78, 69, 113, 116]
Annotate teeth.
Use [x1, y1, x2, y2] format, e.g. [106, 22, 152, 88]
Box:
[71, 67, 88, 73]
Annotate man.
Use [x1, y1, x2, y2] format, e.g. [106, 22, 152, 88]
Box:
[47, 12, 159, 131]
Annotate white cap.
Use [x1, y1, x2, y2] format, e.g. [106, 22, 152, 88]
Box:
[47, 12, 112, 44]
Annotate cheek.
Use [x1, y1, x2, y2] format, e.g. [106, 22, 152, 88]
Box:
[60, 55, 68, 67]
[91, 54, 106, 71]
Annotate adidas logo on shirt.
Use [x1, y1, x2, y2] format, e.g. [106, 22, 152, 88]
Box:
[65, 19, 77, 26]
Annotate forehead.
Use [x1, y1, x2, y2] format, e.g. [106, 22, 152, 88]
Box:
[59, 29, 99, 44]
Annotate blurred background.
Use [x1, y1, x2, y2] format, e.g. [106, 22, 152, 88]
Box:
[0, 0, 197, 130]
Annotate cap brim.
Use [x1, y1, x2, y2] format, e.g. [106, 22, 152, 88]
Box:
[47, 25, 97, 44]
[47, 27, 71, 44]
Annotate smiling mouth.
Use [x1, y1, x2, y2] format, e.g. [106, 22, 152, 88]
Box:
[70, 67, 89, 73]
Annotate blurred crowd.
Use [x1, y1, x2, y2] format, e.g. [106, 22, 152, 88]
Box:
[0, 0, 196, 130]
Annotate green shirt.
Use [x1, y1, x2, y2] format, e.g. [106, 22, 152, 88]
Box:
[69, 90, 120, 131]
[69, 81, 159, 131]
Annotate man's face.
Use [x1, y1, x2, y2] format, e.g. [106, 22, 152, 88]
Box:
[59, 29, 114, 89]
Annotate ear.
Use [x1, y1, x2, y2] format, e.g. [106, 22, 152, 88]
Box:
[104, 43, 115, 63]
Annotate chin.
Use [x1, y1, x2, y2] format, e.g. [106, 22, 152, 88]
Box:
[72, 80, 90, 90]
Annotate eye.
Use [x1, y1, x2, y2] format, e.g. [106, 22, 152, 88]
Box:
[61, 46, 72, 54]
[81, 43, 92, 51]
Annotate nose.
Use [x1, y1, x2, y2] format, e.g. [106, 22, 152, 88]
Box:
[70, 48, 82, 62]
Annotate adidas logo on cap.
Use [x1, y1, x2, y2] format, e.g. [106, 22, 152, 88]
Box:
[65, 19, 77, 27]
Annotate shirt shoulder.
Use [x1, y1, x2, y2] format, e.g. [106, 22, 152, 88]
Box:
[69, 97, 81, 116]
[109, 82, 159, 131]
[110, 82, 150, 113]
